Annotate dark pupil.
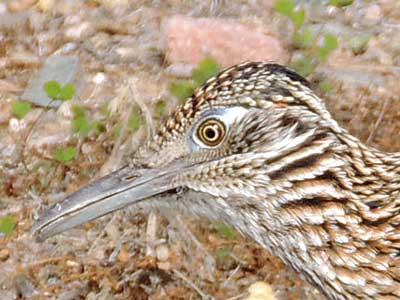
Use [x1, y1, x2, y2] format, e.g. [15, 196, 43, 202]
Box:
[205, 127, 216, 140]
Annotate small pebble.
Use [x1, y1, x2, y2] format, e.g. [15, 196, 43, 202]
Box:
[115, 47, 136, 60]
[156, 244, 169, 262]
[93, 72, 106, 84]
[64, 22, 92, 40]
[0, 3, 7, 14]
[66, 260, 79, 267]
[81, 143, 93, 155]
[0, 248, 10, 261]
[92, 248, 106, 261]
[47, 277, 57, 285]
[105, 223, 119, 242]
[365, 4, 382, 21]
[9, 118, 25, 132]
[37, 0, 55, 12]
[157, 261, 171, 270]
[117, 246, 130, 263]
[57, 101, 73, 119]
[54, 43, 78, 55]
[244, 281, 276, 300]
[7, 0, 36, 12]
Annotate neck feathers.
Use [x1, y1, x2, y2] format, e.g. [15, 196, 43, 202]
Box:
[257, 129, 400, 300]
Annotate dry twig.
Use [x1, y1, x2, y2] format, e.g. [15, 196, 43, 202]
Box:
[172, 269, 214, 300]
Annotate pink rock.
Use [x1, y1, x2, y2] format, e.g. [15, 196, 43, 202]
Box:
[164, 16, 288, 67]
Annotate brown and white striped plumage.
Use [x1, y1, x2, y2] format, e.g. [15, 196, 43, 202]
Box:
[132, 62, 400, 300]
[33, 62, 400, 300]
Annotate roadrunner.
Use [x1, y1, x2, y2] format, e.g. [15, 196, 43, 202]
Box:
[32, 62, 400, 300]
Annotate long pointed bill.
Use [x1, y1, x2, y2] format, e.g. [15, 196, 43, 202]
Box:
[31, 164, 182, 241]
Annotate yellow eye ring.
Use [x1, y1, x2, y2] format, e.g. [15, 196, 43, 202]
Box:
[197, 118, 226, 147]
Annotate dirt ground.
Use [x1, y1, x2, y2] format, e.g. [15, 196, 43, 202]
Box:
[1, 1, 400, 300]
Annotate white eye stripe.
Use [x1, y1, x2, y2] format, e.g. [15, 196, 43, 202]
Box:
[218, 106, 248, 125]
[190, 106, 248, 149]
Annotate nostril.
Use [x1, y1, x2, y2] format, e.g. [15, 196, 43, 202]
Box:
[122, 174, 139, 181]
[121, 168, 146, 182]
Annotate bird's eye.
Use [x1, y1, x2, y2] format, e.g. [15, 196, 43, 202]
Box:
[197, 118, 226, 147]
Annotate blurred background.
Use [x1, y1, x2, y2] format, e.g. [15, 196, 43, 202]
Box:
[0, 0, 399, 299]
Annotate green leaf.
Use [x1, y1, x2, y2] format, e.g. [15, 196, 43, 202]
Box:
[192, 58, 220, 86]
[215, 248, 230, 260]
[93, 121, 106, 133]
[317, 33, 338, 60]
[71, 106, 103, 137]
[71, 106, 92, 136]
[317, 47, 329, 60]
[44, 80, 61, 99]
[72, 116, 92, 136]
[292, 28, 314, 49]
[168, 81, 195, 101]
[329, 0, 354, 7]
[319, 80, 334, 93]
[290, 9, 305, 28]
[290, 56, 314, 76]
[0, 215, 14, 236]
[128, 110, 142, 131]
[53, 147, 77, 162]
[71, 105, 86, 118]
[214, 222, 238, 239]
[350, 35, 370, 55]
[274, 0, 295, 16]
[154, 99, 166, 118]
[99, 102, 110, 117]
[324, 33, 339, 51]
[59, 83, 75, 101]
[12, 100, 31, 119]
[44, 81, 75, 101]
[113, 123, 122, 139]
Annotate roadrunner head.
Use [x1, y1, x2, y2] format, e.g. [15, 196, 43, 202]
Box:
[32, 62, 340, 243]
